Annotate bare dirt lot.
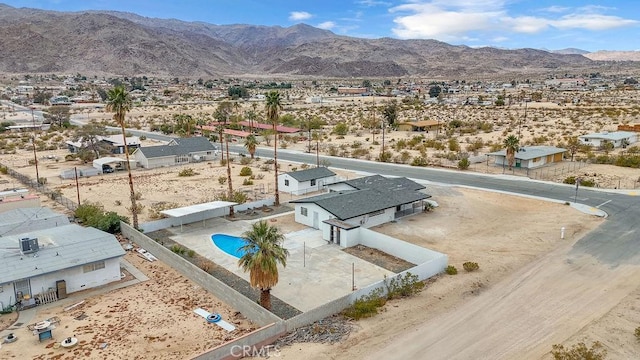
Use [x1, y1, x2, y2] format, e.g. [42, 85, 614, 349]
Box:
[0, 252, 256, 359]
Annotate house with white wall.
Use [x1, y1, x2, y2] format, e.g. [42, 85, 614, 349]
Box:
[578, 131, 637, 149]
[290, 175, 430, 246]
[133, 137, 218, 169]
[66, 134, 141, 155]
[487, 146, 566, 169]
[278, 167, 339, 195]
[0, 219, 125, 309]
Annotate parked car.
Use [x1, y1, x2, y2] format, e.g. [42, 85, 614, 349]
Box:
[102, 164, 114, 173]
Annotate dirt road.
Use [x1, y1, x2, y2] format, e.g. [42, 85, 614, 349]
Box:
[368, 245, 640, 360]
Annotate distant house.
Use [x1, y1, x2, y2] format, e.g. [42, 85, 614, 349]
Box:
[337, 87, 368, 95]
[278, 167, 339, 195]
[487, 146, 566, 169]
[66, 134, 141, 155]
[132, 137, 218, 169]
[578, 131, 637, 149]
[290, 175, 430, 245]
[0, 220, 125, 309]
[49, 95, 72, 106]
[397, 120, 441, 132]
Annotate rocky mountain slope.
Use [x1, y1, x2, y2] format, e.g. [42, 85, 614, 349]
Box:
[0, 3, 612, 78]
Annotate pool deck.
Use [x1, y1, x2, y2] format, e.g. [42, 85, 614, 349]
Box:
[166, 216, 395, 312]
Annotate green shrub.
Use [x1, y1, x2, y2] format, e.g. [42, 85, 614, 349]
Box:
[458, 158, 470, 170]
[170, 244, 186, 255]
[635, 327, 640, 341]
[178, 168, 198, 177]
[0, 165, 7, 174]
[445, 265, 458, 275]
[384, 272, 424, 299]
[551, 341, 607, 360]
[74, 202, 128, 234]
[243, 179, 254, 185]
[239, 166, 252, 176]
[564, 176, 577, 185]
[187, 249, 196, 258]
[342, 288, 386, 320]
[218, 176, 227, 185]
[240, 157, 252, 165]
[463, 262, 480, 272]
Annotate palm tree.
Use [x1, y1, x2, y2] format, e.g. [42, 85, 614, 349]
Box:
[503, 135, 520, 170]
[225, 133, 234, 217]
[265, 91, 283, 206]
[106, 85, 138, 228]
[238, 220, 289, 310]
[244, 134, 258, 159]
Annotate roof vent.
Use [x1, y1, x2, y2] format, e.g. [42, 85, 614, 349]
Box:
[20, 237, 39, 254]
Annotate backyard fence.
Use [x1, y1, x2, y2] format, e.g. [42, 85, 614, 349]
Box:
[0, 162, 79, 211]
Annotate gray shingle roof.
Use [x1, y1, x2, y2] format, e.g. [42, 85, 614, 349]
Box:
[0, 224, 125, 284]
[0, 207, 70, 237]
[286, 167, 336, 182]
[291, 187, 431, 220]
[341, 174, 425, 192]
[487, 146, 566, 161]
[136, 137, 217, 159]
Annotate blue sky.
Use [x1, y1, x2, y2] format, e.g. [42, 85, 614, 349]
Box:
[4, 0, 640, 51]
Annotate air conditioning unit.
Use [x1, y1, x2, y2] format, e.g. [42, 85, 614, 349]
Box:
[20, 237, 39, 254]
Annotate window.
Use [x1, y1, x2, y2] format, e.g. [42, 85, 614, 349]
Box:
[83, 261, 106, 273]
[284, 179, 290, 186]
[310, 179, 316, 186]
[300, 207, 308, 216]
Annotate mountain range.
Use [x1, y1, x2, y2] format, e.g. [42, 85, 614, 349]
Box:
[0, 3, 637, 78]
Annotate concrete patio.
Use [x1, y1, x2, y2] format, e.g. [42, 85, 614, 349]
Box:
[166, 216, 395, 312]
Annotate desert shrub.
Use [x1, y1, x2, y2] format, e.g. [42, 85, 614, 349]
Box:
[243, 179, 254, 185]
[0, 165, 7, 174]
[218, 176, 227, 185]
[240, 157, 252, 165]
[256, 174, 265, 180]
[219, 158, 227, 166]
[463, 262, 480, 272]
[147, 202, 179, 220]
[445, 265, 458, 275]
[458, 158, 470, 170]
[411, 156, 428, 167]
[384, 272, 424, 299]
[377, 151, 392, 162]
[74, 202, 128, 234]
[342, 288, 386, 320]
[215, 190, 248, 204]
[178, 168, 198, 177]
[198, 259, 213, 273]
[171, 244, 186, 255]
[37, 177, 47, 185]
[551, 341, 607, 360]
[133, 191, 143, 200]
[635, 327, 640, 341]
[563, 176, 577, 185]
[187, 249, 196, 258]
[239, 166, 252, 176]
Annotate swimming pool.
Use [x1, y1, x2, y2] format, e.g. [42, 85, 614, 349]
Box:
[211, 234, 249, 258]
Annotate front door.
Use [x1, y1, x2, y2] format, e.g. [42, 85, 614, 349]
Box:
[313, 211, 319, 229]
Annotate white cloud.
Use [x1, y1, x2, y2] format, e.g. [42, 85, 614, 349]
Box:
[289, 11, 312, 21]
[390, 1, 638, 42]
[357, 0, 392, 7]
[317, 21, 337, 30]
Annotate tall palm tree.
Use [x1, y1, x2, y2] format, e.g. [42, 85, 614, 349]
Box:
[106, 85, 138, 228]
[265, 91, 283, 205]
[244, 134, 258, 159]
[238, 220, 289, 310]
[225, 133, 234, 217]
[503, 135, 520, 170]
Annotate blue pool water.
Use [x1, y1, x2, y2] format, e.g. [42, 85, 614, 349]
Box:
[211, 234, 248, 258]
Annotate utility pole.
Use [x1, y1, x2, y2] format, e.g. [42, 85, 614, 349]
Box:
[315, 130, 320, 167]
[75, 167, 81, 205]
[519, 99, 527, 140]
[31, 107, 40, 185]
[381, 119, 386, 161]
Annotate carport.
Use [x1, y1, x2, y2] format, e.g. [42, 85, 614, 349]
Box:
[92, 157, 136, 173]
[161, 201, 237, 231]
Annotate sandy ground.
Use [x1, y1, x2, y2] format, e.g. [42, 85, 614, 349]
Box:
[275, 187, 640, 359]
[0, 252, 256, 359]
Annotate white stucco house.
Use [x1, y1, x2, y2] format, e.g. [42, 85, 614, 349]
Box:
[487, 146, 566, 169]
[290, 175, 430, 246]
[578, 131, 637, 149]
[0, 213, 125, 310]
[278, 167, 339, 195]
[132, 137, 218, 169]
